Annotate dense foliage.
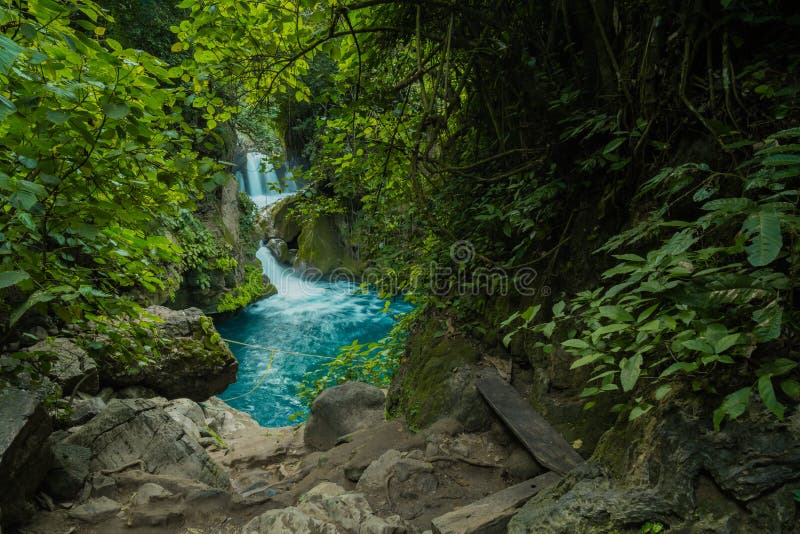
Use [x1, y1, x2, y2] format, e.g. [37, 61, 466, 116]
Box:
[0, 0, 226, 370]
[170, 0, 800, 425]
[2, 0, 798, 428]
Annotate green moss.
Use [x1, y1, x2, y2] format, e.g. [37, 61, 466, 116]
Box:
[388, 318, 481, 429]
[296, 215, 346, 275]
[216, 264, 276, 313]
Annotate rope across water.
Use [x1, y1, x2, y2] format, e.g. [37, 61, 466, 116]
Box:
[219, 338, 336, 401]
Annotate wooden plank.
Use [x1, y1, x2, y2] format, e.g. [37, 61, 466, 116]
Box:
[431, 472, 561, 534]
[477, 372, 583, 475]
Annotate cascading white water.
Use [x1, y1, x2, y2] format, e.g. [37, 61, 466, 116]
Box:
[240, 152, 297, 208]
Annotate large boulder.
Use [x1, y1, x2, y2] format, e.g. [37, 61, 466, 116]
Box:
[0, 387, 53, 527]
[44, 440, 92, 500]
[63, 398, 230, 489]
[95, 306, 238, 401]
[267, 238, 292, 264]
[387, 318, 492, 431]
[26, 337, 99, 395]
[508, 391, 800, 533]
[304, 382, 386, 451]
[269, 196, 302, 243]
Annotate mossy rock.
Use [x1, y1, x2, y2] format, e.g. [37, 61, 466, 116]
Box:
[296, 215, 347, 276]
[386, 317, 490, 431]
[270, 196, 302, 242]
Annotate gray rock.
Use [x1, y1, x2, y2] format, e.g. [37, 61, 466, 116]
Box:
[67, 496, 121, 524]
[126, 508, 182, 528]
[95, 306, 238, 401]
[244, 482, 412, 534]
[508, 396, 800, 534]
[44, 441, 91, 500]
[130, 482, 173, 506]
[26, 338, 98, 395]
[67, 396, 106, 426]
[0, 387, 52, 527]
[267, 238, 292, 264]
[304, 382, 386, 451]
[504, 446, 544, 483]
[164, 398, 206, 440]
[63, 398, 230, 489]
[89, 473, 116, 498]
[356, 448, 435, 501]
[116, 385, 158, 399]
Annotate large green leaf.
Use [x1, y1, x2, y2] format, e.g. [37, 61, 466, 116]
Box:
[620, 354, 643, 392]
[742, 210, 783, 266]
[0, 270, 30, 289]
[713, 387, 751, 431]
[0, 35, 25, 74]
[757, 375, 785, 420]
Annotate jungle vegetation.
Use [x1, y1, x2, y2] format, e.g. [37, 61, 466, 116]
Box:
[1, 0, 799, 428]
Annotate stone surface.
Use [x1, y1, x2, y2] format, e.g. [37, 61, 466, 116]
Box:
[164, 398, 207, 440]
[66, 396, 106, 426]
[267, 237, 292, 264]
[243, 482, 412, 534]
[356, 448, 435, 499]
[0, 387, 52, 527]
[508, 393, 800, 533]
[26, 338, 98, 395]
[44, 441, 91, 500]
[130, 482, 173, 506]
[432, 472, 561, 534]
[63, 398, 230, 489]
[269, 196, 302, 243]
[387, 319, 493, 431]
[304, 381, 386, 451]
[67, 496, 121, 524]
[95, 306, 238, 401]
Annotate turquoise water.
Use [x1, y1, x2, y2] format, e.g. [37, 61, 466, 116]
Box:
[215, 247, 412, 426]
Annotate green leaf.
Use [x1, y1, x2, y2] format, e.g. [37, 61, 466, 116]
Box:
[103, 102, 130, 119]
[629, 403, 653, 421]
[598, 305, 634, 322]
[10, 290, 57, 327]
[682, 339, 715, 354]
[570, 352, 603, 369]
[713, 387, 751, 431]
[714, 333, 740, 354]
[603, 137, 625, 155]
[0, 270, 30, 289]
[762, 154, 800, 166]
[660, 361, 698, 377]
[552, 300, 566, 316]
[756, 358, 797, 378]
[742, 210, 783, 267]
[780, 379, 800, 401]
[654, 384, 672, 401]
[620, 354, 643, 392]
[701, 197, 757, 213]
[561, 338, 590, 349]
[46, 110, 70, 124]
[752, 304, 782, 342]
[757, 375, 785, 420]
[0, 35, 25, 74]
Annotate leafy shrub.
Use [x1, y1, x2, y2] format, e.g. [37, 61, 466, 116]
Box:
[505, 127, 800, 429]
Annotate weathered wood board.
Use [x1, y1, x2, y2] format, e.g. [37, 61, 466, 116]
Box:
[477, 372, 583, 475]
[431, 472, 562, 534]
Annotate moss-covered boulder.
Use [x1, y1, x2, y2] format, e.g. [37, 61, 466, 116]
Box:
[295, 215, 348, 276]
[508, 390, 800, 533]
[386, 316, 492, 431]
[93, 306, 238, 401]
[269, 196, 302, 243]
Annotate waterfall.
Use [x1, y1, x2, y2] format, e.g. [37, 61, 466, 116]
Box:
[256, 245, 322, 298]
[241, 153, 298, 208]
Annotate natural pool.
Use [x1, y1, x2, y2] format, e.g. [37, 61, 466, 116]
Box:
[215, 247, 412, 426]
